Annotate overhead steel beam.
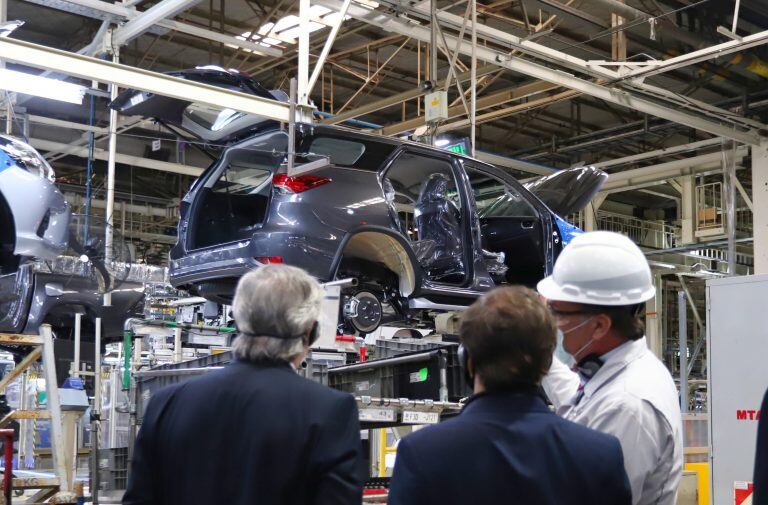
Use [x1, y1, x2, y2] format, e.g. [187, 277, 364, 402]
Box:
[590, 138, 726, 170]
[601, 148, 748, 193]
[111, 0, 204, 47]
[622, 29, 768, 80]
[321, 0, 764, 144]
[24, 0, 282, 57]
[381, 79, 560, 135]
[64, 193, 178, 219]
[475, 151, 557, 175]
[0, 37, 290, 122]
[306, 0, 352, 101]
[392, 0, 767, 131]
[48, 117, 154, 163]
[435, 89, 578, 134]
[323, 64, 497, 126]
[29, 137, 203, 176]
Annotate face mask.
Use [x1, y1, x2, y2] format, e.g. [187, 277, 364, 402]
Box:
[555, 316, 595, 367]
[554, 329, 575, 368]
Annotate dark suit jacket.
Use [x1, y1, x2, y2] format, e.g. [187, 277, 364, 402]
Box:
[388, 390, 632, 505]
[123, 360, 363, 505]
[755, 388, 768, 505]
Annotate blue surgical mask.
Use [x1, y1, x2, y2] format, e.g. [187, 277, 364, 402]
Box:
[554, 316, 596, 368]
[554, 329, 575, 368]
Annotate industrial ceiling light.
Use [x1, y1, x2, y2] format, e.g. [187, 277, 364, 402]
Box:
[0, 68, 86, 104]
[0, 20, 24, 38]
[233, 5, 353, 50]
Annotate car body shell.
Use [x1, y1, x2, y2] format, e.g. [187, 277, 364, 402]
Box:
[0, 138, 70, 260]
[166, 124, 565, 308]
[108, 67, 605, 317]
[0, 137, 149, 341]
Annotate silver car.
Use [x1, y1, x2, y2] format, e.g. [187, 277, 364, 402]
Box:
[0, 135, 70, 272]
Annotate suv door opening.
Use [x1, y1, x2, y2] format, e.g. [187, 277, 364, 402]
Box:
[382, 151, 468, 285]
[467, 165, 548, 288]
[188, 131, 287, 250]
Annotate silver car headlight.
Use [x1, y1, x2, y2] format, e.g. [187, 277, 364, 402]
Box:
[0, 135, 55, 181]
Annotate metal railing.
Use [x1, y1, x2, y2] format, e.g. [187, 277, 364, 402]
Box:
[565, 210, 679, 249]
[696, 182, 724, 231]
[597, 211, 678, 249]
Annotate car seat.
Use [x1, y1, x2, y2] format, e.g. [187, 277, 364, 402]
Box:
[413, 173, 464, 280]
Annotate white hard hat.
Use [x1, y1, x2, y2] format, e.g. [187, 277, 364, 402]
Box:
[537, 231, 655, 306]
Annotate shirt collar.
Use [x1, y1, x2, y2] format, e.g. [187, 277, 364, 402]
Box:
[582, 337, 648, 397]
[462, 388, 550, 416]
[599, 339, 634, 363]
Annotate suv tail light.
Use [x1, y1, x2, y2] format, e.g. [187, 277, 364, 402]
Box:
[272, 173, 331, 193]
[256, 256, 283, 264]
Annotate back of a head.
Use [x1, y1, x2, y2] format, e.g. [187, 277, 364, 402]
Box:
[459, 286, 556, 391]
[232, 264, 323, 362]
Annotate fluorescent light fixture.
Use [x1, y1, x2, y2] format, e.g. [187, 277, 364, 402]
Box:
[230, 5, 352, 51]
[434, 138, 451, 147]
[0, 20, 24, 38]
[0, 68, 86, 104]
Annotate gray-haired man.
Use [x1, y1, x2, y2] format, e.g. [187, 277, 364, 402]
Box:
[124, 264, 363, 505]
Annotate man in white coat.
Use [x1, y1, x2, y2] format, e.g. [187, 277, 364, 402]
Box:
[538, 231, 683, 505]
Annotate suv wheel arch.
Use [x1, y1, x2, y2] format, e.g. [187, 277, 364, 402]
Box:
[331, 227, 421, 298]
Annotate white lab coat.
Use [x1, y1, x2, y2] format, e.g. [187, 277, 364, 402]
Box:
[542, 337, 683, 505]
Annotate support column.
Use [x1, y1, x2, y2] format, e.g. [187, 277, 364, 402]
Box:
[430, 0, 437, 83]
[469, 0, 476, 157]
[645, 272, 663, 358]
[678, 291, 688, 413]
[611, 1, 627, 62]
[104, 48, 119, 307]
[297, 0, 310, 106]
[752, 141, 768, 274]
[584, 193, 606, 232]
[679, 175, 696, 245]
[723, 141, 737, 274]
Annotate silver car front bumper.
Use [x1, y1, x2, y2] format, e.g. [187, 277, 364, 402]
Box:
[0, 166, 70, 259]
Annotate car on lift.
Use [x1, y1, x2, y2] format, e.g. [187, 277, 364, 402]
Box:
[0, 134, 71, 272]
[0, 135, 151, 341]
[111, 67, 606, 334]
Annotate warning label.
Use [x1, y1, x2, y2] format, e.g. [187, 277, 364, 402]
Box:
[734, 481, 753, 505]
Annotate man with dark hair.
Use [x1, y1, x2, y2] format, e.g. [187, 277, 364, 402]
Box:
[387, 286, 632, 505]
[124, 264, 363, 505]
[538, 231, 682, 505]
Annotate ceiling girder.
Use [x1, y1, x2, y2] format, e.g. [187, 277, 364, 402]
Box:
[315, 0, 764, 144]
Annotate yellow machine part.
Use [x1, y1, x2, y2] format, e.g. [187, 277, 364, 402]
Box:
[684, 462, 710, 505]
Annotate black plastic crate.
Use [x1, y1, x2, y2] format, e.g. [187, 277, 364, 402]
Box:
[327, 362, 395, 397]
[136, 351, 341, 421]
[375, 340, 471, 400]
[328, 348, 471, 401]
[374, 338, 446, 358]
[135, 353, 234, 422]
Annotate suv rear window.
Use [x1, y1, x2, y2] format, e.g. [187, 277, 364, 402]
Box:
[303, 134, 396, 171]
[309, 137, 365, 165]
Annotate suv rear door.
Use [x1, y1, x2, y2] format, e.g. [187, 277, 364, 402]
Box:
[464, 162, 555, 287]
[109, 66, 283, 144]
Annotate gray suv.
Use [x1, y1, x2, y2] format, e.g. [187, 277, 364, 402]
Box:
[112, 67, 604, 333]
